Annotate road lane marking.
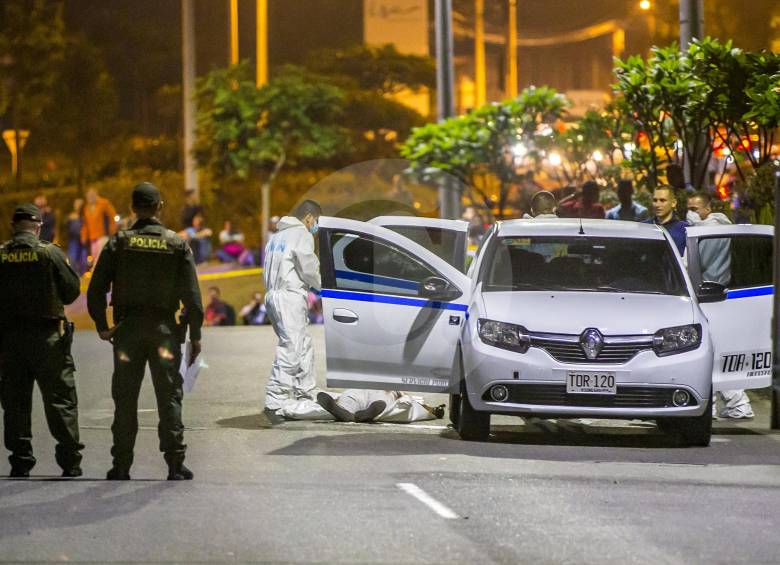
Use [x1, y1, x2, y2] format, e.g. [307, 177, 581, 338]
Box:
[397, 482, 459, 519]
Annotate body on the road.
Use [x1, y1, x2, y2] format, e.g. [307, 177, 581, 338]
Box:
[263, 200, 322, 417]
[0, 204, 83, 478]
[87, 182, 203, 480]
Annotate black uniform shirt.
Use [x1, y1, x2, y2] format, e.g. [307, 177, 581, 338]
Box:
[86, 218, 204, 340]
[0, 231, 80, 323]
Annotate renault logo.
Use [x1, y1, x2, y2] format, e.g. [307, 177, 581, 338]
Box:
[580, 328, 604, 360]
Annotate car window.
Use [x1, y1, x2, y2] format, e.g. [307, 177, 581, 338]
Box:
[330, 231, 437, 296]
[481, 236, 688, 296]
[698, 235, 772, 289]
[382, 226, 464, 271]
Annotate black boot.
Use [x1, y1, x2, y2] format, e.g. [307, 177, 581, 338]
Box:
[167, 462, 194, 481]
[317, 392, 355, 422]
[9, 467, 30, 478]
[61, 466, 83, 478]
[355, 400, 387, 423]
[106, 467, 131, 480]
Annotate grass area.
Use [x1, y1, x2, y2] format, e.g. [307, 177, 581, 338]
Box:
[66, 267, 265, 332]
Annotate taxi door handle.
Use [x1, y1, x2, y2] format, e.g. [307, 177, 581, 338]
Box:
[333, 308, 358, 324]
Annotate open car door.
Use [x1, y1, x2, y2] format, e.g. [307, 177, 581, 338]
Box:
[318, 217, 471, 392]
[686, 224, 773, 391]
[369, 216, 469, 272]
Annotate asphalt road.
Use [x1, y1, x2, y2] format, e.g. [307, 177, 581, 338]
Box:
[1, 326, 779, 564]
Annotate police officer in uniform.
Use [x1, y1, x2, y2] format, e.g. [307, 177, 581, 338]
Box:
[87, 183, 203, 480]
[0, 204, 83, 478]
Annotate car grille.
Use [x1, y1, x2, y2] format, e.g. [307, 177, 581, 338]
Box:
[483, 384, 697, 408]
[530, 336, 653, 364]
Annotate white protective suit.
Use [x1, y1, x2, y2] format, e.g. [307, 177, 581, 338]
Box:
[263, 216, 322, 413]
[687, 210, 754, 419]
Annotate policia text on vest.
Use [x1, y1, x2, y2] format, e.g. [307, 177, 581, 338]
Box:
[87, 181, 204, 481]
[0, 204, 84, 478]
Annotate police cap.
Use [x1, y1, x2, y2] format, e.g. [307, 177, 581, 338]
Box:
[12, 203, 42, 223]
[132, 182, 162, 208]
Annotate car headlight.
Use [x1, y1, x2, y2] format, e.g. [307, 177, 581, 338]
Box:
[478, 319, 530, 353]
[653, 324, 702, 356]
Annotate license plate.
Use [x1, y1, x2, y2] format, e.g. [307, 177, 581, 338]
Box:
[566, 371, 616, 394]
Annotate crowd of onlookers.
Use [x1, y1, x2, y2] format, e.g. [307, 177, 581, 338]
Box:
[205, 287, 323, 327]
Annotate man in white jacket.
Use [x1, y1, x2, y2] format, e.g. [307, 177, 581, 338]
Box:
[687, 192, 754, 419]
[263, 200, 322, 418]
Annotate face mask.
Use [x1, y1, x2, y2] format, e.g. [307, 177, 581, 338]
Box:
[309, 222, 319, 235]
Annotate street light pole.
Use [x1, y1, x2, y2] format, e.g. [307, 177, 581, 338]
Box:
[772, 169, 780, 429]
[435, 0, 459, 219]
[679, 0, 703, 48]
[506, 0, 518, 99]
[182, 0, 199, 196]
[229, 0, 239, 65]
[256, 0, 268, 86]
[474, 0, 486, 107]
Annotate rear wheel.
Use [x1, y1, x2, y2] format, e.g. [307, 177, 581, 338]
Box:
[457, 383, 490, 441]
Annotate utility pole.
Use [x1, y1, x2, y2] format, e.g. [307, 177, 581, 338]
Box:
[229, 0, 239, 65]
[435, 0, 459, 219]
[679, 0, 704, 188]
[474, 0, 486, 107]
[181, 0, 199, 196]
[772, 168, 780, 429]
[256, 0, 268, 86]
[506, 0, 518, 98]
[679, 0, 703, 48]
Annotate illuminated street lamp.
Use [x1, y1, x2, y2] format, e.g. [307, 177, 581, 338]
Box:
[639, 0, 651, 11]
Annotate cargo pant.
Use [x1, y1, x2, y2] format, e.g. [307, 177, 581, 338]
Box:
[0, 322, 83, 473]
[110, 317, 186, 470]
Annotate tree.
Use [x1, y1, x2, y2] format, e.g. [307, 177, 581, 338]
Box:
[195, 62, 347, 243]
[614, 44, 713, 189]
[0, 0, 66, 186]
[304, 44, 433, 162]
[41, 35, 118, 191]
[305, 44, 435, 96]
[401, 86, 569, 219]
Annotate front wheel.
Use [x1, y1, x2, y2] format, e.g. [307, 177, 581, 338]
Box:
[658, 391, 713, 447]
[457, 385, 490, 441]
[449, 393, 461, 427]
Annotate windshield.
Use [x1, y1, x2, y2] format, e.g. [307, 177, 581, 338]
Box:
[481, 236, 688, 296]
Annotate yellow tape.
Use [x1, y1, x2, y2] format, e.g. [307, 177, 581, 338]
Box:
[198, 267, 263, 281]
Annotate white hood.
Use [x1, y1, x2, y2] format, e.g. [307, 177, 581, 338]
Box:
[479, 291, 695, 335]
[276, 215, 306, 231]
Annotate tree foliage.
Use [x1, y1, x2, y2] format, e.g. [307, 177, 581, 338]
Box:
[194, 62, 347, 180]
[401, 86, 569, 218]
[41, 35, 118, 190]
[0, 0, 65, 129]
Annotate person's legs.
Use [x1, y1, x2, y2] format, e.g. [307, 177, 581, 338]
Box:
[265, 291, 308, 410]
[109, 330, 147, 473]
[0, 348, 36, 475]
[718, 389, 754, 419]
[146, 328, 187, 477]
[35, 329, 84, 474]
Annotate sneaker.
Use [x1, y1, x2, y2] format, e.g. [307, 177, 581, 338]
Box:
[432, 404, 446, 419]
[354, 400, 387, 423]
[106, 467, 131, 480]
[61, 467, 83, 478]
[316, 392, 355, 422]
[167, 463, 194, 481]
[9, 467, 30, 478]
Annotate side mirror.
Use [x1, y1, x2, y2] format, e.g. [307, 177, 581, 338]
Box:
[697, 281, 727, 303]
[419, 276, 462, 301]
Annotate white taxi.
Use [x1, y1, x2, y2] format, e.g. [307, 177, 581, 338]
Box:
[317, 216, 773, 446]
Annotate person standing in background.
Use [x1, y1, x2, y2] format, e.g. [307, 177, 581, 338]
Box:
[65, 198, 87, 274]
[81, 189, 117, 265]
[606, 180, 649, 222]
[180, 189, 204, 230]
[33, 194, 57, 243]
